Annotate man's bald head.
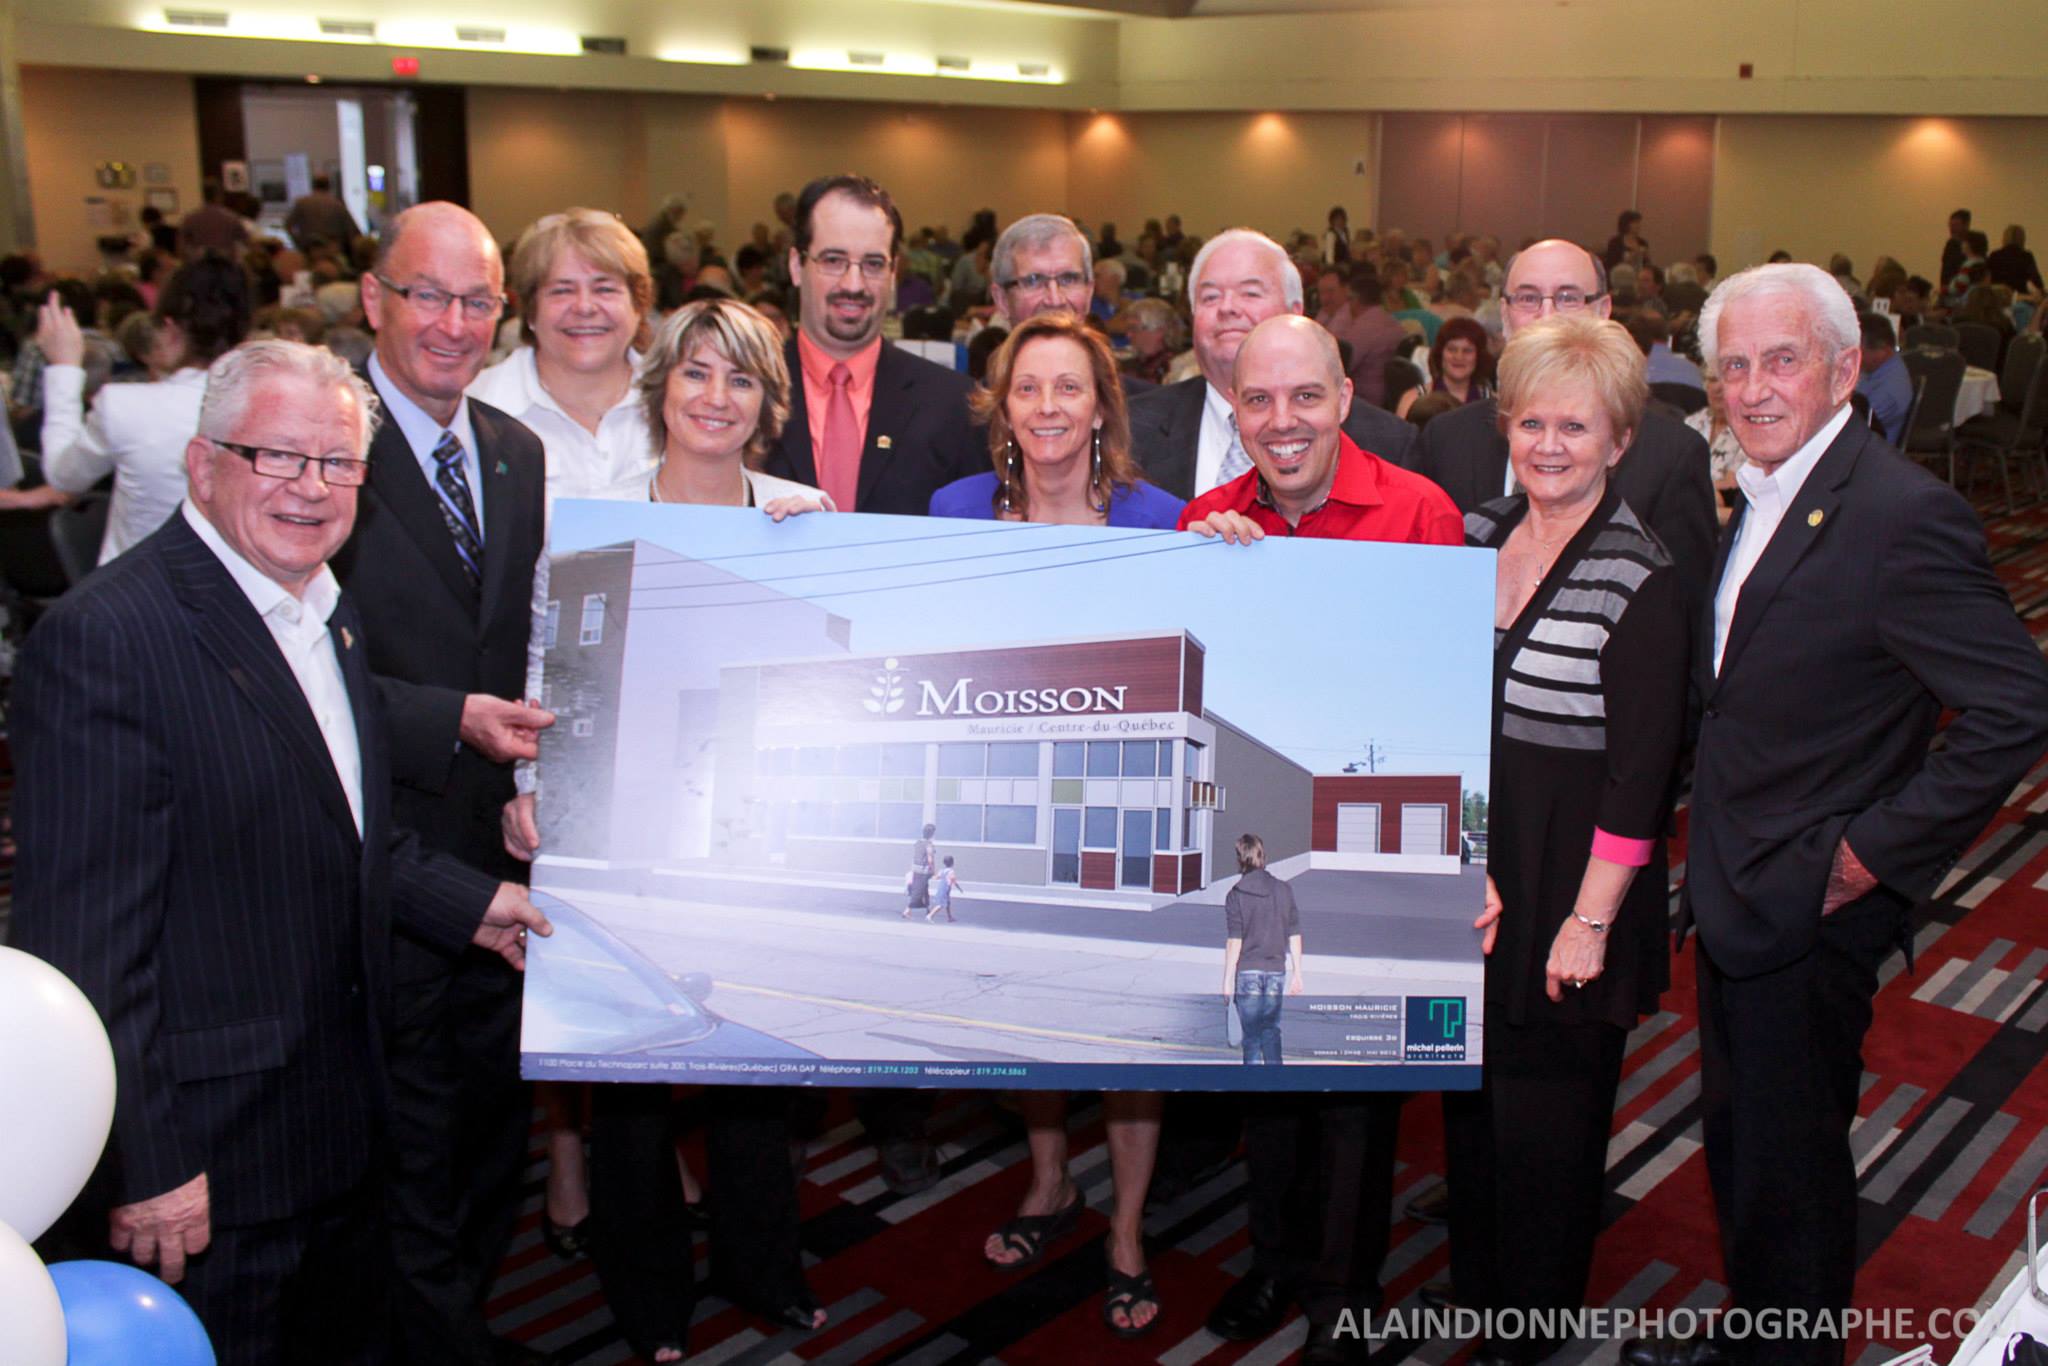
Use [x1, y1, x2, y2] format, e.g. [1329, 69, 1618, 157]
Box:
[1232, 313, 1344, 393]
[1501, 239, 1611, 339]
[361, 201, 505, 425]
[373, 201, 500, 275]
[1229, 315, 1354, 524]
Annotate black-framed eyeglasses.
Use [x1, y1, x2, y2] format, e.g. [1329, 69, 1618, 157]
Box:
[212, 438, 369, 487]
[373, 274, 506, 321]
[802, 251, 893, 281]
[1504, 287, 1606, 313]
[1001, 271, 1088, 294]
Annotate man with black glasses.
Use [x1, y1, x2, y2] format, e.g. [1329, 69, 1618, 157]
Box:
[1412, 238, 1717, 607]
[342, 201, 556, 1366]
[763, 173, 986, 516]
[989, 212, 1151, 392]
[12, 339, 550, 1366]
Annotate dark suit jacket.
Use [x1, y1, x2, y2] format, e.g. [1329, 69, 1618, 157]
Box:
[764, 336, 988, 516]
[332, 382, 546, 883]
[1126, 376, 1419, 502]
[1412, 398, 1718, 611]
[8, 514, 495, 1226]
[1687, 420, 2048, 977]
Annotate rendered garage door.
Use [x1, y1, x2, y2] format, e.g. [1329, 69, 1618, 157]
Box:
[1335, 803, 1381, 853]
[1399, 803, 1447, 856]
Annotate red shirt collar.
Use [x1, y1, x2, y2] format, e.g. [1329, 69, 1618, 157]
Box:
[1248, 433, 1384, 518]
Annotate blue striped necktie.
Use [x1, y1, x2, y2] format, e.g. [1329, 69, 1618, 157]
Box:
[431, 430, 483, 589]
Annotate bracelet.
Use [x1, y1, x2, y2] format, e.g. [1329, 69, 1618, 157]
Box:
[1572, 911, 1608, 934]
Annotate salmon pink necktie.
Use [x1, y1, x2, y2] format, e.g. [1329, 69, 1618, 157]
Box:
[820, 362, 861, 512]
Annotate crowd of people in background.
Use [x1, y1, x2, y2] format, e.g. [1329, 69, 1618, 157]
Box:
[7, 192, 2042, 480]
[3, 173, 2047, 1366]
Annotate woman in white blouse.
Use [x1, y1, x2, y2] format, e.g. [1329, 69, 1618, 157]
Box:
[503, 295, 829, 1363]
[469, 207, 660, 511]
[13, 257, 249, 560]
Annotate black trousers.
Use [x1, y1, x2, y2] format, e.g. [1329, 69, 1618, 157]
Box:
[1442, 1018, 1627, 1363]
[178, 1179, 391, 1366]
[386, 940, 530, 1366]
[1243, 1092, 1403, 1324]
[587, 1084, 810, 1355]
[1696, 890, 1906, 1366]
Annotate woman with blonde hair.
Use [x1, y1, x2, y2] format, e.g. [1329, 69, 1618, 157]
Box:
[504, 294, 829, 1363]
[471, 206, 659, 509]
[1446, 314, 1687, 1364]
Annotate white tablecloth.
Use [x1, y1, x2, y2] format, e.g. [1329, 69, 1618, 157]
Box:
[1956, 368, 2002, 425]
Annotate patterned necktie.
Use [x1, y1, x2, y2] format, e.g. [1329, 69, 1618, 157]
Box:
[1218, 412, 1254, 486]
[431, 430, 484, 590]
[819, 362, 861, 514]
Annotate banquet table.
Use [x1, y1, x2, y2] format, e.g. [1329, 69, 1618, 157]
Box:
[1956, 367, 2002, 425]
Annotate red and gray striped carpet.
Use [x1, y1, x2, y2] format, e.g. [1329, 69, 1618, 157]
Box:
[496, 494, 2048, 1363]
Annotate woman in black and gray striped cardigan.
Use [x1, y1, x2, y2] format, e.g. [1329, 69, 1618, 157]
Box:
[1443, 314, 1690, 1365]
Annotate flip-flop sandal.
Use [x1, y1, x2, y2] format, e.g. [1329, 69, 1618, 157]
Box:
[1102, 1266, 1162, 1339]
[983, 1193, 1082, 1269]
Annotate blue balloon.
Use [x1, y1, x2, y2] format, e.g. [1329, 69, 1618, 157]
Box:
[48, 1260, 216, 1366]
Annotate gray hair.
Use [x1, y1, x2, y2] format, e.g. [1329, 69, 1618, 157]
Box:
[991, 213, 1092, 289]
[198, 339, 380, 455]
[1189, 228, 1305, 311]
[1698, 262, 1859, 369]
[1095, 258, 1127, 292]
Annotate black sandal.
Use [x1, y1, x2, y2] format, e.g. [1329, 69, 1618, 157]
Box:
[1102, 1266, 1161, 1339]
[983, 1192, 1082, 1269]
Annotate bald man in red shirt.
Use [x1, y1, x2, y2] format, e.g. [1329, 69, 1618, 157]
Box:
[1186, 314, 1460, 1365]
[1180, 314, 1461, 547]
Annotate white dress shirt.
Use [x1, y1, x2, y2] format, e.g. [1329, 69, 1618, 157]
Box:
[180, 500, 364, 834]
[1196, 382, 1240, 497]
[368, 352, 484, 538]
[467, 347, 656, 517]
[41, 365, 208, 563]
[1712, 404, 1852, 675]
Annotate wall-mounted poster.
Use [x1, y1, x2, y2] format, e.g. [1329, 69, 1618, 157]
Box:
[220, 159, 250, 193]
[520, 503, 1493, 1092]
[145, 188, 180, 215]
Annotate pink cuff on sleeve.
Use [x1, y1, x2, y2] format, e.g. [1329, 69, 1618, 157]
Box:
[1591, 827, 1656, 868]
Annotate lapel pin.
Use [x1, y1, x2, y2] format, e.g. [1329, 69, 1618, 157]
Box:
[876, 435, 893, 450]
[340, 626, 355, 650]
[1807, 509, 1824, 528]
[495, 460, 510, 476]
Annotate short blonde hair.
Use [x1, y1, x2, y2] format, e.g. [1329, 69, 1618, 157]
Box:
[638, 298, 790, 468]
[1494, 314, 1647, 443]
[509, 207, 653, 349]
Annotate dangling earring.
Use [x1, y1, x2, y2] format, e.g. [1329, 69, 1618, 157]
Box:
[1000, 438, 1022, 513]
[1089, 427, 1109, 513]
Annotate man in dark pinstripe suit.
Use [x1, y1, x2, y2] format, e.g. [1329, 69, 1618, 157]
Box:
[9, 340, 551, 1366]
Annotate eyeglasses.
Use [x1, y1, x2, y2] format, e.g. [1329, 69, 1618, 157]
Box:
[212, 438, 369, 487]
[802, 251, 892, 281]
[374, 275, 506, 321]
[1001, 271, 1089, 295]
[1504, 287, 1605, 313]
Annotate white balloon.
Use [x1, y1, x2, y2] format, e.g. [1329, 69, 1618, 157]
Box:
[0, 945, 117, 1241]
[0, 1218, 67, 1366]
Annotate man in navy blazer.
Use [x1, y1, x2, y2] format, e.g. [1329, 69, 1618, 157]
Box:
[1634, 265, 2048, 1366]
[762, 174, 987, 517]
[1128, 228, 1416, 503]
[339, 202, 555, 1366]
[9, 340, 549, 1366]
